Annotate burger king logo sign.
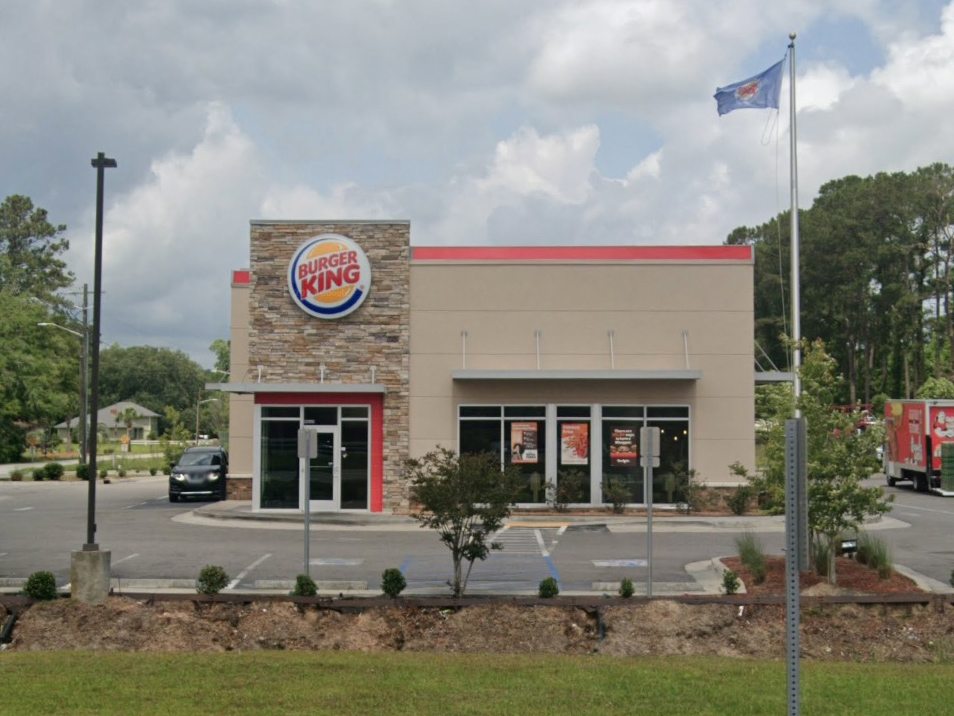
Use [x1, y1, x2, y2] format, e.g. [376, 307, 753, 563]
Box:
[288, 234, 371, 319]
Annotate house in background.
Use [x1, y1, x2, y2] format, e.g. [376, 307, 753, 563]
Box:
[55, 401, 160, 443]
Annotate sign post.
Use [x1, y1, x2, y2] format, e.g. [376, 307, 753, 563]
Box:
[639, 427, 660, 597]
[298, 428, 319, 576]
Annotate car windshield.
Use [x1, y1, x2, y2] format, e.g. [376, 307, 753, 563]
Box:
[178, 452, 218, 467]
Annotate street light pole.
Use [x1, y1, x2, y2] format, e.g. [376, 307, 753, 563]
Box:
[86, 152, 117, 551]
[195, 395, 219, 444]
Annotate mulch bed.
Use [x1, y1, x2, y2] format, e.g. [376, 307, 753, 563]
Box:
[721, 555, 924, 595]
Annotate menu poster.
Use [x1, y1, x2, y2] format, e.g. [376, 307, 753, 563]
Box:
[510, 422, 539, 463]
[610, 427, 638, 466]
[561, 423, 589, 465]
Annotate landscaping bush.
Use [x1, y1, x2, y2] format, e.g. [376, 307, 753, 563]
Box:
[722, 569, 740, 595]
[602, 478, 629, 514]
[44, 462, 64, 481]
[724, 485, 753, 515]
[76, 464, 90, 481]
[381, 568, 407, 598]
[618, 577, 635, 598]
[292, 574, 318, 597]
[856, 532, 893, 579]
[149, 467, 157, 476]
[10, 470, 24, 482]
[812, 536, 830, 577]
[196, 565, 230, 595]
[23, 571, 58, 601]
[546, 469, 586, 512]
[32, 468, 45, 481]
[538, 577, 559, 598]
[117, 467, 126, 478]
[735, 532, 767, 584]
[99, 469, 108, 479]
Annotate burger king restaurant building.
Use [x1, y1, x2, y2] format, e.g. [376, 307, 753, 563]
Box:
[212, 221, 755, 513]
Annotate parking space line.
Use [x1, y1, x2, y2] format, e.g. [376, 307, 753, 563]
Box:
[226, 553, 272, 590]
[14, 506, 34, 511]
[112, 553, 139, 566]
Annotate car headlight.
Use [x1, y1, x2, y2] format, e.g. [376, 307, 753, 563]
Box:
[172, 473, 187, 481]
[208, 472, 220, 481]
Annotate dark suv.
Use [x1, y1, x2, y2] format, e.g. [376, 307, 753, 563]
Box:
[169, 446, 228, 502]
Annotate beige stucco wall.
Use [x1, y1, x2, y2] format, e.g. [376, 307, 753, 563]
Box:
[408, 260, 755, 485]
[228, 273, 253, 483]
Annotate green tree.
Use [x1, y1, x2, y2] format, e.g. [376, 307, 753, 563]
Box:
[737, 340, 892, 583]
[98, 345, 205, 425]
[0, 195, 73, 305]
[406, 448, 521, 597]
[209, 338, 230, 375]
[916, 376, 954, 399]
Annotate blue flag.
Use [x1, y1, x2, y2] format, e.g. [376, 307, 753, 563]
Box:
[714, 58, 785, 115]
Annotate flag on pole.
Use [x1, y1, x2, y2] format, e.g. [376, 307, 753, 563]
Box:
[714, 58, 785, 115]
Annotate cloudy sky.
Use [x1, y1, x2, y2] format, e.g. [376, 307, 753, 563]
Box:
[3, 0, 952, 368]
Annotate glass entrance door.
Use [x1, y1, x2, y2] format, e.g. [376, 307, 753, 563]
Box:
[305, 426, 340, 511]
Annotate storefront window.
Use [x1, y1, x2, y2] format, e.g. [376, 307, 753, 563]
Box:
[459, 420, 501, 458]
[601, 418, 643, 505]
[260, 420, 299, 508]
[340, 420, 369, 509]
[505, 418, 546, 503]
[557, 418, 590, 503]
[651, 418, 691, 503]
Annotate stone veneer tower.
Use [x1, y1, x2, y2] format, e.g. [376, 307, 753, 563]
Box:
[247, 220, 410, 511]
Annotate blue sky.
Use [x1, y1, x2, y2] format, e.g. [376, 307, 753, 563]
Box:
[2, 0, 954, 367]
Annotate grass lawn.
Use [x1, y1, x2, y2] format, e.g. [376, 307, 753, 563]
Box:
[1, 652, 951, 716]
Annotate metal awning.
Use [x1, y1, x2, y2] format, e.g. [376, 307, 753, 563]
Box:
[755, 372, 794, 384]
[451, 369, 702, 381]
[205, 382, 386, 394]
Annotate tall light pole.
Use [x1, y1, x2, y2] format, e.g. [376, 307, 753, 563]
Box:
[37, 319, 88, 466]
[70, 152, 115, 605]
[86, 152, 116, 550]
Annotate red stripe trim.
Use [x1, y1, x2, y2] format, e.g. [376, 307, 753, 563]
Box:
[255, 392, 384, 513]
[232, 270, 251, 284]
[412, 246, 752, 262]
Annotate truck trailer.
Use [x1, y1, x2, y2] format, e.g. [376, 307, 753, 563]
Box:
[884, 399, 954, 496]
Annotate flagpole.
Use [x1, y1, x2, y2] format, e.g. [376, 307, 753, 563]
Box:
[789, 32, 801, 412]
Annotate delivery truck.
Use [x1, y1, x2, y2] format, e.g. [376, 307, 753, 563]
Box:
[884, 399, 954, 496]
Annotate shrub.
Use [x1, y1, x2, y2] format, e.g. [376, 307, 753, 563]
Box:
[812, 536, 830, 577]
[10, 470, 24, 482]
[76, 464, 90, 481]
[618, 577, 635, 598]
[196, 565, 230, 595]
[149, 467, 157, 476]
[735, 532, 767, 584]
[292, 574, 318, 597]
[24, 571, 58, 601]
[725, 485, 753, 516]
[99, 469, 108, 479]
[117, 467, 126, 478]
[32, 468, 45, 481]
[722, 570, 740, 595]
[602, 478, 629, 514]
[856, 533, 893, 579]
[538, 577, 559, 598]
[44, 462, 64, 481]
[381, 568, 407, 598]
[546, 469, 586, 512]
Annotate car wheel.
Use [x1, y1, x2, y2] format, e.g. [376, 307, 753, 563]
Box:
[887, 477, 897, 487]
[169, 494, 179, 503]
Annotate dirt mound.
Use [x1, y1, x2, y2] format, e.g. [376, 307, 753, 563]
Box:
[6, 596, 954, 662]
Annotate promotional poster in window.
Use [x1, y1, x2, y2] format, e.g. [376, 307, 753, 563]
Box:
[561, 423, 589, 465]
[511, 422, 538, 463]
[610, 427, 639, 466]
